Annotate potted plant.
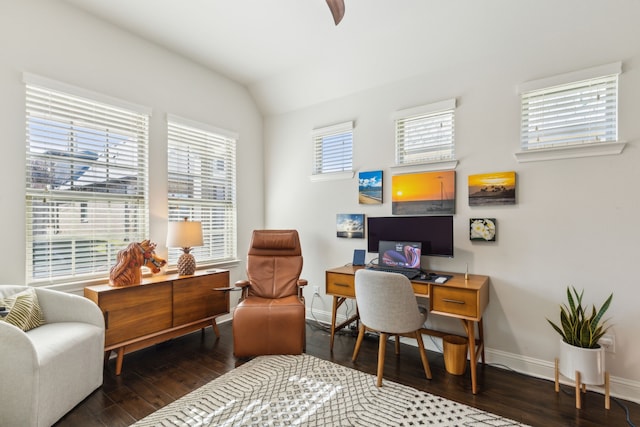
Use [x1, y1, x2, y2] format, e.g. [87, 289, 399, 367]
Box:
[547, 286, 613, 385]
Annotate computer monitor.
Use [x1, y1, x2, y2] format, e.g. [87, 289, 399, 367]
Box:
[367, 215, 454, 257]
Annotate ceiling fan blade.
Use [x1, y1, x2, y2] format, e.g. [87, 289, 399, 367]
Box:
[326, 0, 345, 25]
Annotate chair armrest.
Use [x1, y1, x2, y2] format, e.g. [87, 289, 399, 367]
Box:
[234, 280, 250, 288]
[35, 288, 104, 329]
[297, 279, 308, 287]
[0, 322, 39, 402]
[213, 287, 242, 292]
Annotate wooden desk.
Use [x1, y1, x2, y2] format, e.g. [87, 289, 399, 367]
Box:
[325, 265, 489, 394]
[85, 269, 229, 375]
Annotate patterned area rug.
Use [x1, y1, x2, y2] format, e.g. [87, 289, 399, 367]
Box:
[133, 354, 529, 427]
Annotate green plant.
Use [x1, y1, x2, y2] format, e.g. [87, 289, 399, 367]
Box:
[547, 286, 613, 349]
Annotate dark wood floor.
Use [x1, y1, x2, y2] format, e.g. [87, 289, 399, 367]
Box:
[55, 321, 638, 427]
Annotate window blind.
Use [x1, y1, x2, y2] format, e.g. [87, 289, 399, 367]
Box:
[395, 100, 456, 165]
[167, 117, 237, 266]
[521, 74, 618, 150]
[312, 121, 353, 175]
[25, 80, 149, 284]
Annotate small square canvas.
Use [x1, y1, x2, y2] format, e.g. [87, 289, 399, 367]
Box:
[470, 218, 496, 241]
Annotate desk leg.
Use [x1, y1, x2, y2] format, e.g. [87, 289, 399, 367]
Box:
[478, 318, 485, 364]
[330, 296, 339, 351]
[465, 320, 479, 394]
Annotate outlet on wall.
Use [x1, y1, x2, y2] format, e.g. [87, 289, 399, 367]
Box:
[599, 334, 615, 353]
[313, 286, 320, 295]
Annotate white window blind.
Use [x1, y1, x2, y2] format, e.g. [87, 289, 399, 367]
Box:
[394, 99, 456, 165]
[25, 77, 150, 285]
[167, 116, 237, 266]
[312, 121, 353, 175]
[520, 64, 620, 150]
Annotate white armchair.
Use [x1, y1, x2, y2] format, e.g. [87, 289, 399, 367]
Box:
[0, 285, 105, 427]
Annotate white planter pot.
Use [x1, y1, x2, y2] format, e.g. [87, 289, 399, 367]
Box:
[558, 339, 605, 385]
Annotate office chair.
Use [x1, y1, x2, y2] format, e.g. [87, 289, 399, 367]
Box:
[232, 229, 307, 357]
[352, 269, 432, 387]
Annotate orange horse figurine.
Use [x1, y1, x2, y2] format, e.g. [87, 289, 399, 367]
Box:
[109, 240, 166, 287]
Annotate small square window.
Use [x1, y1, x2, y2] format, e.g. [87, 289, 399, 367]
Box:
[312, 121, 353, 175]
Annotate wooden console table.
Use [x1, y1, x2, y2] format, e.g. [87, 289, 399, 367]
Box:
[84, 269, 229, 375]
[326, 265, 489, 394]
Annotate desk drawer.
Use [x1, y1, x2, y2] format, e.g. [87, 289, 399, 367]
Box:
[431, 286, 478, 319]
[326, 272, 355, 297]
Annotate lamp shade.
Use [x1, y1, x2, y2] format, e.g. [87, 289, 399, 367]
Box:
[166, 219, 203, 249]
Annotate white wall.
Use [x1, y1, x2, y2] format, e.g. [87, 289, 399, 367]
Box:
[263, 22, 640, 401]
[0, 1, 264, 294]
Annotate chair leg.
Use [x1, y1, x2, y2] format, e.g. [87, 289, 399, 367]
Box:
[415, 331, 432, 379]
[377, 332, 387, 387]
[352, 324, 366, 362]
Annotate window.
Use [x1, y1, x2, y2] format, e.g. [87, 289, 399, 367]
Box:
[24, 74, 150, 285]
[394, 99, 456, 165]
[167, 115, 237, 267]
[312, 121, 353, 175]
[520, 64, 620, 151]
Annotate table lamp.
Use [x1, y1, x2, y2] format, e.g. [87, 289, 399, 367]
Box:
[166, 217, 203, 275]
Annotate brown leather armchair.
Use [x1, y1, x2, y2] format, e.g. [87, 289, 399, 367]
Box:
[232, 229, 307, 357]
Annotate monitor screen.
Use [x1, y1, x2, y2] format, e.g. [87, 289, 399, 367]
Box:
[367, 216, 454, 257]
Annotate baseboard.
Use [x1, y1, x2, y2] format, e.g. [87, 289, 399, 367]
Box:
[306, 307, 640, 405]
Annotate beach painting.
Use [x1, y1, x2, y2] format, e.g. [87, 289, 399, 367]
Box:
[391, 170, 455, 215]
[359, 170, 383, 204]
[336, 214, 365, 238]
[468, 171, 516, 206]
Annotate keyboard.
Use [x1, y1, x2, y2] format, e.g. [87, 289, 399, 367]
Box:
[366, 266, 420, 280]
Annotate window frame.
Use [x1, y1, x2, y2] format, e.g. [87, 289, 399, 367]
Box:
[310, 121, 354, 181]
[393, 98, 457, 167]
[167, 114, 238, 268]
[24, 73, 151, 286]
[515, 62, 624, 163]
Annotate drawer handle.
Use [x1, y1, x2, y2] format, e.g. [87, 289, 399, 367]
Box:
[334, 282, 350, 287]
[442, 298, 465, 305]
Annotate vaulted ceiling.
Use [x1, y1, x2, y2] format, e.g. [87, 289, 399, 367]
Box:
[62, 0, 635, 116]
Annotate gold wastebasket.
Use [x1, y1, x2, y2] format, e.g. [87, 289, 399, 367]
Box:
[443, 335, 468, 375]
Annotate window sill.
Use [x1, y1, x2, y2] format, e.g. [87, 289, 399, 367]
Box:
[309, 171, 355, 182]
[390, 159, 458, 172]
[514, 142, 626, 163]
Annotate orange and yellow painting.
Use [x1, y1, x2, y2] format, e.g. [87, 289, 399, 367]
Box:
[391, 170, 455, 215]
[468, 171, 516, 206]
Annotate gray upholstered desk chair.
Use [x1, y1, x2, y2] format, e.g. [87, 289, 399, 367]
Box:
[351, 269, 432, 387]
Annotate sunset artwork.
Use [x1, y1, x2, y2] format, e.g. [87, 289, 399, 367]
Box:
[468, 171, 516, 206]
[336, 214, 365, 238]
[391, 170, 455, 215]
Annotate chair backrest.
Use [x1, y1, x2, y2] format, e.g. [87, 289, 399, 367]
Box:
[246, 229, 303, 299]
[354, 269, 425, 334]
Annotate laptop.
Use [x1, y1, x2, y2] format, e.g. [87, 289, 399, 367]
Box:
[368, 240, 422, 280]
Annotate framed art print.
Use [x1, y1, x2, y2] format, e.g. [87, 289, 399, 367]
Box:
[469, 171, 516, 206]
[392, 170, 455, 215]
[470, 218, 496, 241]
[336, 214, 365, 238]
[359, 170, 383, 204]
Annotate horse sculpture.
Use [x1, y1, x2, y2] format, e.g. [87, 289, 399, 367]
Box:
[109, 240, 166, 287]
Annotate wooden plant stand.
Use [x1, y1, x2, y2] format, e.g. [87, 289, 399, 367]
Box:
[554, 358, 610, 410]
